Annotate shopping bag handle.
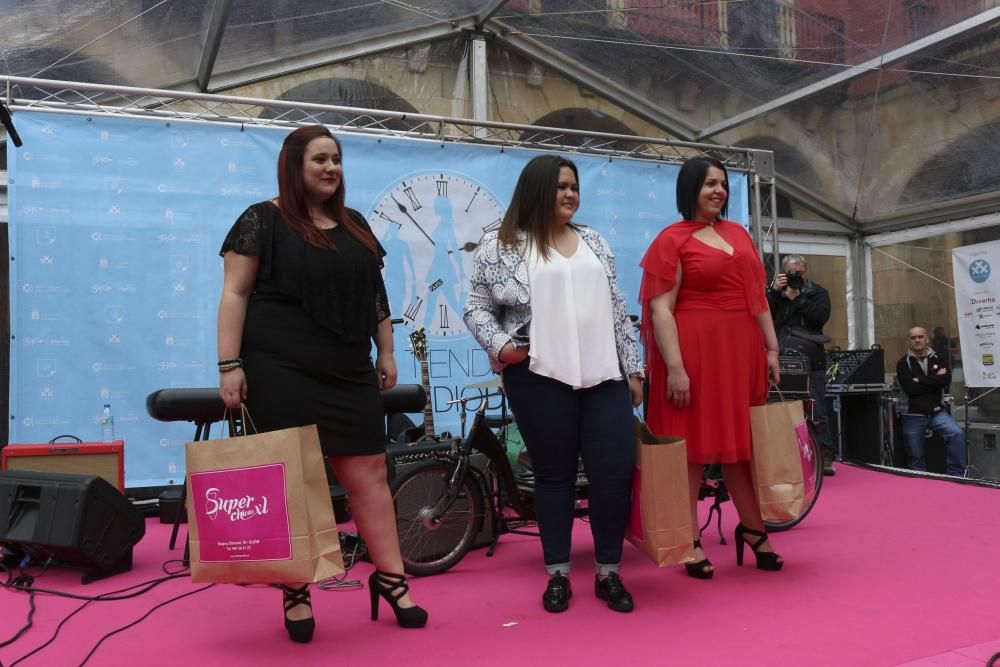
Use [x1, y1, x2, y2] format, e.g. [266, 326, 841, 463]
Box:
[222, 403, 258, 436]
[768, 382, 787, 403]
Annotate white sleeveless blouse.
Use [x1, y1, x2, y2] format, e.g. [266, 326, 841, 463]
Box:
[527, 231, 622, 389]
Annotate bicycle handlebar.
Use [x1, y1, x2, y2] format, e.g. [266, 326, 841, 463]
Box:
[445, 390, 504, 406]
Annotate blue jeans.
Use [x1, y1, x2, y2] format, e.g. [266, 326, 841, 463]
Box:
[900, 411, 967, 476]
[809, 367, 834, 453]
[502, 361, 634, 575]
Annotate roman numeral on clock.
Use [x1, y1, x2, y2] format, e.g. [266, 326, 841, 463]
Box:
[439, 304, 449, 330]
[404, 297, 423, 321]
[402, 185, 422, 211]
[436, 179, 448, 197]
[483, 218, 502, 233]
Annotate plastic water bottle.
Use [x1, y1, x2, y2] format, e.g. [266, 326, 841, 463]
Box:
[101, 404, 115, 443]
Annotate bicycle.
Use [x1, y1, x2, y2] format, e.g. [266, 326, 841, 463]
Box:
[389, 393, 562, 576]
[698, 375, 824, 542]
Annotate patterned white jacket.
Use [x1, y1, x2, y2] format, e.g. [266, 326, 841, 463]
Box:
[463, 224, 643, 376]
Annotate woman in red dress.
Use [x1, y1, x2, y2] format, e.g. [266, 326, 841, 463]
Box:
[639, 157, 783, 577]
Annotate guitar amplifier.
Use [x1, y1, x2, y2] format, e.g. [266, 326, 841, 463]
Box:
[773, 349, 810, 397]
[386, 438, 494, 549]
[2, 440, 125, 492]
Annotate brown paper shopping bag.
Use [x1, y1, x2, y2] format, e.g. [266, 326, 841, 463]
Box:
[625, 418, 696, 567]
[185, 421, 344, 584]
[750, 401, 807, 522]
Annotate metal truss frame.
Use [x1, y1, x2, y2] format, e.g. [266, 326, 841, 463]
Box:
[0, 75, 764, 172]
[0, 72, 779, 321]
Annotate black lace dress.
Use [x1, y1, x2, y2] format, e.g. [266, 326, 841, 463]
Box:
[220, 201, 390, 456]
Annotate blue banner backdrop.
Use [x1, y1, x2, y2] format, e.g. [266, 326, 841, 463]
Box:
[8, 112, 749, 488]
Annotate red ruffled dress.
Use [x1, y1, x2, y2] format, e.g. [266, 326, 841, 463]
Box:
[639, 220, 769, 464]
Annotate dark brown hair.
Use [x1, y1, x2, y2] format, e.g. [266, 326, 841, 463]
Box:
[676, 157, 730, 221]
[498, 154, 578, 261]
[276, 125, 375, 254]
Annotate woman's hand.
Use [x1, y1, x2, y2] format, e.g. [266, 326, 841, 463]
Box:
[667, 368, 690, 409]
[220, 368, 247, 409]
[376, 353, 398, 390]
[499, 342, 530, 365]
[766, 350, 781, 386]
[628, 375, 644, 407]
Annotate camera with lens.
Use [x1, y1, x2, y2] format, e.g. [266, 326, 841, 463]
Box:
[785, 271, 805, 290]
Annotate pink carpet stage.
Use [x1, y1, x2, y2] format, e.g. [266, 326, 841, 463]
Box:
[1, 465, 998, 667]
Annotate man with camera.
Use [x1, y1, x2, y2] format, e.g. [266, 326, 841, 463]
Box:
[767, 255, 836, 476]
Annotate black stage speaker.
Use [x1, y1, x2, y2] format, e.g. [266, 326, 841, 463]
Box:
[967, 422, 1000, 483]
[0, 471, 146, 583]
[828, 394, 884, 464]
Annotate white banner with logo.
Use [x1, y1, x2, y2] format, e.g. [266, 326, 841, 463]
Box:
[952, 240, 1000, 387]
[8, 111, 750, 488]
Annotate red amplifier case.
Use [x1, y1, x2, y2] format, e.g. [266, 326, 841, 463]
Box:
[2, 440, 125, 492]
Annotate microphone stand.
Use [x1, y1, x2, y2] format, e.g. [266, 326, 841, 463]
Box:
[0, 99, 23, 147]
[963, 387, 971, 479]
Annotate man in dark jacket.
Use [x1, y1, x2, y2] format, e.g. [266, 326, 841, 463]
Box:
[768, 255, 835, 475]
[896, 326, 966, 476]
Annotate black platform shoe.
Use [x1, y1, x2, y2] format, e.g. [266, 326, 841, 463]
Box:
[542, 572, 572, 613]
[281, 584, 315, 643]
[735, 523, 784, 571]
[369, 570, 428, 628]
[594, 572, 634, 612]
[685, 539, 714, 579]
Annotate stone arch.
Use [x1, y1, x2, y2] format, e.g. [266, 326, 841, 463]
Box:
[521, 108, 640, 150]
[737, 136, 824, 218]
[258, 78, 419, 131]
[898, 119, 1000, 209]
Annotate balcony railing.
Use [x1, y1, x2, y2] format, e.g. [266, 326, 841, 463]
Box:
[902, 0, 991, 41]
[503, 0, 848, 67]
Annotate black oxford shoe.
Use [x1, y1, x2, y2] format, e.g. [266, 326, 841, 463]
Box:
[595, 572, 634, 612]
[542, 572, 572, 613]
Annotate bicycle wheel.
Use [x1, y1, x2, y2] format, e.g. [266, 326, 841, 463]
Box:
[764, 419, 824, 532]
[390, 460, 485, 576]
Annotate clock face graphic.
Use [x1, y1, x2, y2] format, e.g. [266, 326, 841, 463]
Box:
[369, 171, 505, 337]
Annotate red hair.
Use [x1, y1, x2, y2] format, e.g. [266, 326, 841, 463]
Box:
[276, 125, 376, 254]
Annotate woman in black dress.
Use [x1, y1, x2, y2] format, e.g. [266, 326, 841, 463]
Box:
[217, 125, 427, 642]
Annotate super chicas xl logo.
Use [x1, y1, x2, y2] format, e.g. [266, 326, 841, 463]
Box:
[204, 488, 270, 522]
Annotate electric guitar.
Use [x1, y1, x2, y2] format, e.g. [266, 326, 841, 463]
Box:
[403, 327, 436, 442]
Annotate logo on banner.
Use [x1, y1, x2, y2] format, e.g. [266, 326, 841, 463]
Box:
[970, 259, 991, 283]
[105, 306, 125, 323]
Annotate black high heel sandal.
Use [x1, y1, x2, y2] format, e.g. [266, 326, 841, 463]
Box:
[369, 570, 428, 628]
[281, 584, 315, 643]
[734, 523, 783, 571]
[685, 539, 714, 579]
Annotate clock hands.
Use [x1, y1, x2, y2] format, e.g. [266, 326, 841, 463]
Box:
[390, 194, 435, 246]
[448, 241, 480, 255]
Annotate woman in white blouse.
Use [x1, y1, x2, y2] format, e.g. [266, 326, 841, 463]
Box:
[464, 155, 643, 614]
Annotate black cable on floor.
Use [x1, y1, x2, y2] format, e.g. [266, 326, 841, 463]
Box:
[0, 560, 46, 652]
[77, 584, 214, 667]
[4, 569, 189, 666]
